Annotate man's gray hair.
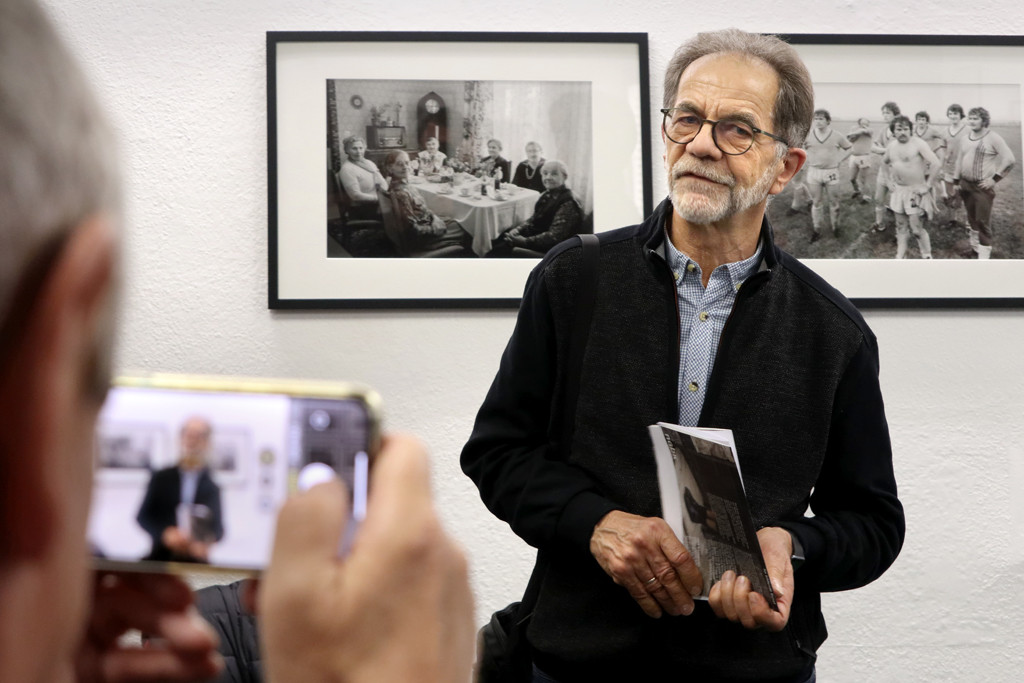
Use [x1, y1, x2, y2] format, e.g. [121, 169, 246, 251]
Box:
[0, 0, 120, 333]
[662, 28, 814, 149]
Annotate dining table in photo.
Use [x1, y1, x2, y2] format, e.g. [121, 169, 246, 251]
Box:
[412, 175, 541, 257]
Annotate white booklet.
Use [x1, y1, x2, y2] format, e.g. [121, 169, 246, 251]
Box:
[648, 422, 777, 608]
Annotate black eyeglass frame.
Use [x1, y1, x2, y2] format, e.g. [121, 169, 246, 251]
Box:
[659, 107, 789, 155]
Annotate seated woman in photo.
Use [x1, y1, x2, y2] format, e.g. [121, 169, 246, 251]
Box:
[511, 141, 546, 192]
[417, 136, 447, 174]
[476, 138, 511, 184]
[338, 135, 387, 218]
[382, 150, 471, 256]
[492, 160, 583, 257]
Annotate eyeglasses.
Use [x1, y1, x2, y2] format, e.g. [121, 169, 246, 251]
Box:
[660, 108, 788, 155]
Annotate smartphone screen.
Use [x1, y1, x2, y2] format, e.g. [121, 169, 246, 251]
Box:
[88, 377, 380, 573]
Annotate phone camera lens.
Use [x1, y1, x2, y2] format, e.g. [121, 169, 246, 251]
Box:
[308, 409, 332, 431]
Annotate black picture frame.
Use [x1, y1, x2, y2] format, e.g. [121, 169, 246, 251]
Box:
[268, 31, 652, 309]
[778, 34, 1024, 308]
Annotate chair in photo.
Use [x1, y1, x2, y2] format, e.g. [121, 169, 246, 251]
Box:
[328, 168, 387, 256]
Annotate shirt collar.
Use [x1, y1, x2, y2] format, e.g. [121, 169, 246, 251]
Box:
[662, 229, 764, 288]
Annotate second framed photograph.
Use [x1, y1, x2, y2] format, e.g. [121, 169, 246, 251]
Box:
[776, 35, 1024, 307]
[268, 31, 652, 309]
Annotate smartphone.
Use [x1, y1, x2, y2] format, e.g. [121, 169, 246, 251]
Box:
[88, 374, 381, 574]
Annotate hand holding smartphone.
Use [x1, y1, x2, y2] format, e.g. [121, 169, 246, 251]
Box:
[260, 434, 476, 683]
[88, 375, 381, 573]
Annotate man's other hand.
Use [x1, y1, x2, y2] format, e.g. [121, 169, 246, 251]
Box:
[260, 434, 475, 683]
[160, 527, 189, 554]
[74, 572, 222, 683]
[708, 526, 794, 631]
[590, 510, 703, 618]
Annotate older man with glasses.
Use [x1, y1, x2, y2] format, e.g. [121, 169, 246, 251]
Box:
[463, 28, 904, 683]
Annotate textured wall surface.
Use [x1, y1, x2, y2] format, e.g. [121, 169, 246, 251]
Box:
[44, 1, 1024, 680]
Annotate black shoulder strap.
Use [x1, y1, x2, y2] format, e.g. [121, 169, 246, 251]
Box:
[483, 235, 603, 681]
[559, 232, 601, 455]
[521, 234, 601, 616]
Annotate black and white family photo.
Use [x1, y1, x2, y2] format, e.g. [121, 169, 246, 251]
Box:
[326, 77, 594, 259]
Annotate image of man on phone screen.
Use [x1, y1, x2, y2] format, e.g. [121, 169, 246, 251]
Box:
[136, 416, 225, 562]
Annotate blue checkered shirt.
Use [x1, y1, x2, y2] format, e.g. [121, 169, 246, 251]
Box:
[663, 232, 763, 426]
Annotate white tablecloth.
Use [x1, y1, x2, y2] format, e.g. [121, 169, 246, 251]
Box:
[414, 179, 540, 256]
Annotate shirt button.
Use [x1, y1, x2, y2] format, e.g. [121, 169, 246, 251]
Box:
[687, 382, 699, 392]
[735, 282, 742, 291]
[686, 263, 696, 273]
[673, 271, 681, 281]
[698, 311, 709, 322]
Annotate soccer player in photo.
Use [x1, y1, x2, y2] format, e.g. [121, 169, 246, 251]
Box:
[803, 109, 853, 241]
[954, 106, 1016, 259]
[914, 111, 946, 155]
[847, 117, 874, 201]
[870, 101, 900, 232]
[940, 104, 969, 231]
[883, 115, 941, 259]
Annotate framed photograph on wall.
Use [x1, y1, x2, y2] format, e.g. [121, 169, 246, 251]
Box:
[94, 421, 169, 486]
[776, 34, 1024, 307]
[268, 31, 652, 309]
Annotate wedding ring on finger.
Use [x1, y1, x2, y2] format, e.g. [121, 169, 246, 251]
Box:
[644, 576, 659, 590]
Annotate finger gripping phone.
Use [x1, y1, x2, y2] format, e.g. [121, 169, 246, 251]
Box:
[88, 374, 381, 574]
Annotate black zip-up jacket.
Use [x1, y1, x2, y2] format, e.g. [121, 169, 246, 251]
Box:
[462, 199, 905, 682]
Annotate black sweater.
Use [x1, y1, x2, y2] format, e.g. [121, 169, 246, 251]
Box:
[462, 199, 904, 681]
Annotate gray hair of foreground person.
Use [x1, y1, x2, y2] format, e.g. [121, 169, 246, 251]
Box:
[662, 28, 815, 149]
[0, 3, 176, 683]
[0, 0, 120, 337]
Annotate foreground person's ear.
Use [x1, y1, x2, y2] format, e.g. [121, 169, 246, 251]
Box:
[0, 216, 116, 562]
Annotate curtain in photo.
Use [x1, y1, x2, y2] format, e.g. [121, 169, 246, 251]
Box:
[489, 81, 594, 217]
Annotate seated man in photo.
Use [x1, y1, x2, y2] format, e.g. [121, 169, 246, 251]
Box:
[491, 160, 584, 257]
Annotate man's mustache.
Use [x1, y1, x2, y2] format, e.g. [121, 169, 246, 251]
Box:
[671, 159, 735, 187]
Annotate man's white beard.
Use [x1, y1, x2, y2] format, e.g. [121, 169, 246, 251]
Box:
[668, 156, 779, 224]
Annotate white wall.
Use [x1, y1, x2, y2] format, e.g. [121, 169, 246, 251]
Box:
[44, 1, 1024, 680]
